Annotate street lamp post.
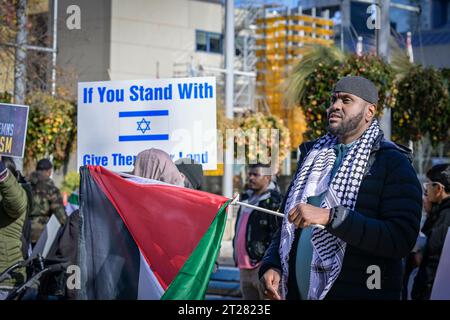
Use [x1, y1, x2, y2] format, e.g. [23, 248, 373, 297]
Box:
[223, 0, 235, 198]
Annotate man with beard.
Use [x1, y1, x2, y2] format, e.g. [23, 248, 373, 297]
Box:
[233, 163, 282, 299]
[259, 76, 422, 300]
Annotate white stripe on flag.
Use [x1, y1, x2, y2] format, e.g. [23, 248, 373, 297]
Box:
[65, 203, 79, 216]
[138, 251, 165, 300]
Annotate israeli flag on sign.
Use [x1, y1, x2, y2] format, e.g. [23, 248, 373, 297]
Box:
[118, 110, 170, 142]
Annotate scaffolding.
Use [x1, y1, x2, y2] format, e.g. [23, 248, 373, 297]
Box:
[171, 2, 335, 147]
[255, 6, 334, 118]
[172, 1, 262, 114]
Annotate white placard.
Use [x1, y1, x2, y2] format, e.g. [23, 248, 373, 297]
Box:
[77, 77, 217, 171]
[30, 215, 62, 259]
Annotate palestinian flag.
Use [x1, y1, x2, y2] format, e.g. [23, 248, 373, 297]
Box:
[78, 165, 230, 300]
[65, 191, 79, 216]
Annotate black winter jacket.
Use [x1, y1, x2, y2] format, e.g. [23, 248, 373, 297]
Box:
[412, 197, 450, 300]
[259, 135, 422, 299]
[233, 187, 283, 266]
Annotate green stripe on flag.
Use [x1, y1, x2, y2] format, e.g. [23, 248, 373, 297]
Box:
[68, 192, 79, 205]
[161, 200, 231, 300]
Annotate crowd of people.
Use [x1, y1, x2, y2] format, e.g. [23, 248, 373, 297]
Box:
[1, 77, 449, 301]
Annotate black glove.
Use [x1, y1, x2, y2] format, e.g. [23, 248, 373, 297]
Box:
[0, 159, 7, 178]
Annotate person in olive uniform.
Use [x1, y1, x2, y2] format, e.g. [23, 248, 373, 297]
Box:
[28, 159, 67, 246]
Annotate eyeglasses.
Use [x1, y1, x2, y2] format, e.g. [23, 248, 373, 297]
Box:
[423, 182, 445, 190]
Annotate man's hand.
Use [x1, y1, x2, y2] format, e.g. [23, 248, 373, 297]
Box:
[288, 203, 330, 228]
[261, 268, 281, 300]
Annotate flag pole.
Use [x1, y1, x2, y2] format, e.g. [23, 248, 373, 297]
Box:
[235, 201, 284, 218]
[231, 195, 325, 229]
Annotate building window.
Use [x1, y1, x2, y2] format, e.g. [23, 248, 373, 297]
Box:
[196, 30, 223, 54]
[196, 31, 208, 51]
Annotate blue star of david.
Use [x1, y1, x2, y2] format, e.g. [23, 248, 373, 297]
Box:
[136, 118, 151, 134]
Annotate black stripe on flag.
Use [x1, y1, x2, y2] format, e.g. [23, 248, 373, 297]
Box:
[78, 166, 140, 299]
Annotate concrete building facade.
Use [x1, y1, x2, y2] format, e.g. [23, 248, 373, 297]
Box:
[57, 0, 225, 95]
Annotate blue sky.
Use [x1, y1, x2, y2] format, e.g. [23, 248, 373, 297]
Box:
[235, 0, 299, 8]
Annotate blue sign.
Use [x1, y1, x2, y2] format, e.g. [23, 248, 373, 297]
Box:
[0, 103, 29, 158]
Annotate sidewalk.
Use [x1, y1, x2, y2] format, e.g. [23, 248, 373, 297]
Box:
[217, 240, 234, 266]
[207, 240, 242, 300]
[217, 205, 238, 266]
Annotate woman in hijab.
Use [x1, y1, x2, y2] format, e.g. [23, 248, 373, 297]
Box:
[132, 148, 184, 186]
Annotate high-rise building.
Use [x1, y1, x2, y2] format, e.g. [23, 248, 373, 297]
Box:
[298, 0, 450, 67]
